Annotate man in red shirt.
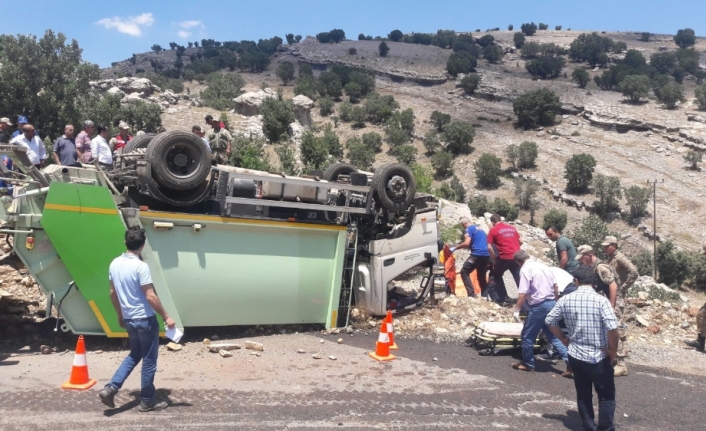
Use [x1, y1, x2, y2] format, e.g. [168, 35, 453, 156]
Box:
[487, 214, 523, 305]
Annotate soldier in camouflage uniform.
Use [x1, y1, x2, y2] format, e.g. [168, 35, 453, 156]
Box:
[576, 245, 629, 376]
[602, 236, 639, 298]
[686, 247, 706, 352]
[207, 118, 232, 164]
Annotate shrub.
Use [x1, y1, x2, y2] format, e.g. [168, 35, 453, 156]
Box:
[674, 28, 696, 49]
[385, 125, 410, 150]
[592, 174, 622, 217]
[691, 254, 706, 292]
[362, 132, 383, 153]
[346, 137, 375, 170]
[261, 97, 294, 142]
[319, 97, 334, 116]
[564, 153, 597, 193]
[364, 92, 399, 124]
[388, 30, 403, 42]
[321, 126, 343, 159]
[411, 164, 434, 194]
[350, 106, 366, 128]
[299, 63, 313, 77]
[676, 48, 700, 74]
[437, 182, 456, 201]
[513, 32, 526, 48]
[508, 24, 514, 31]
[442, 120, 475, 154]
[317, 71, 343, 99]
[468, 195, 490, 217]
[683, 150, 703, 170]
[521, 22, 538, 36]
[569, 215, 612, 258]
[514, 177, 540, 210]
[538, 23, 549, 31]
[619, 75, 650, 103]
[517, 141, 538, 169]
[640, 32, 651, 42]
[393, 144, 417, 165]
[345, 82, 363, 103]
[657, 240, 692, 287]
[460, 74, 482, 94]
[229, 136, 271, 171]
[423, 131, 440, 154]
[338, 101, 353, 121]
[431, 151, 454, 178]
[474, 153, 502, 188]
[542, 209, 568, 232]
[491, 197, 519, 221]
[656, 82, 684, 109]
[506, 144, 519, 170]
[477, 34, 495, 47]
[483, 45, 504, 63]
[449, 176, 466, 202]
[520, 42, 541, 58]
[430, 110, 451, 131]
[650, 51, 677, 74]
[293, 75, 318, 100]
[629, 249, 654, 277]
[623, 49, 647, 69]
[300, 132, 329, 169]
[379, 41, 390, 57]
[201, 72, 246, 111]
[569, 32, 616, 66]
[275, 145, 296, 175]
[348, 47, 357, 55]
[555, 25, 562, 31]
[276, 61, 295, 85]
[446, 51, 477, 76]
[525, 55, 566, 79]
[388, 108, 415, 134]
[613, 41, 627, 53]
[694, 83, 706, 110]
[624, 185, 651, 220]
[513, 88, 561, 129]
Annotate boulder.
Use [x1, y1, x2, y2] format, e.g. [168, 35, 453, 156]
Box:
[121, 92, 146, 103]
[292, 95, 314, 127]
[90, 77, 161, 95]
[106, 86, 125, 98]
[161, 89, 179, 105]
[233, 89, 278, 116]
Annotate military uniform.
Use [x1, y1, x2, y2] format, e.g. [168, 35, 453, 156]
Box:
[607, 250, 639, 297]
[208, 128, 232, 164]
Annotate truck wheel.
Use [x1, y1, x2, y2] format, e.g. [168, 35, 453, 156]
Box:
[371, 163, 416, 212]
[146, 130, 212, 191]
[123, 133, 155, 153]
[323, 162, 358, 182]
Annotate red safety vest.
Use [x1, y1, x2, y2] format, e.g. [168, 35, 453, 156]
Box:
[113, 134, 132, 150]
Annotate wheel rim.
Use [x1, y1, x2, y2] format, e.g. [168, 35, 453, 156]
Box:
[386, 175, 408, 201]
[163, 142, 201, 178]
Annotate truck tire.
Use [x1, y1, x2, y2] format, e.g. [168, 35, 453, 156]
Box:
[146, 130, 211, 191]
[323, 162, 358, 182]
[123, 133, 155, 153]
[371, 163, 416, 212]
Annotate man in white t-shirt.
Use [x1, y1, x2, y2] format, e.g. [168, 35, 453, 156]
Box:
[90, 124, 113, 170]
[98, 227, 175, 412]
[9, 124, 47, 168]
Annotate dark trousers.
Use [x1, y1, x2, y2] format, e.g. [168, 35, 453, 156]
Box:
[490, 258, 520, 303]
[568, 356, 616, 431]
[460, 255, 489, 297]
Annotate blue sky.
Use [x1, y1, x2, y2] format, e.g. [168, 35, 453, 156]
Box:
[2, 0, 704, 68]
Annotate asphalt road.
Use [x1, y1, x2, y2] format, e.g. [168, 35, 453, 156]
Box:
[0, 332, 703, 431]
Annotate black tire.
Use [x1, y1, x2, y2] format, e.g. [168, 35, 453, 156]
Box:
[123, 133, 156, 153]
[323, 162, 358, 182]
[371, 163, 416, 212]
[145, 130, 212, 191]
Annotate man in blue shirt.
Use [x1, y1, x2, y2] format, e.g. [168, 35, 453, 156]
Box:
[450, 217, 490, 298]
[99, 227, 175, 412]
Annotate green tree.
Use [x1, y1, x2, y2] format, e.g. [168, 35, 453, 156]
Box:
[674, 28, 696, 49]
[285, 34, 296, 45]
[350, 106, 366, 128]
[623, 49, 647, 69]
[379, 41, 390, 57]
[474, 153, 502, 188]
[683, 150, 703, 170]
[295, 35, 302, 43]
[619, 75, 650, 103]
[506, 144, 519, 170]
[317, 71, 343, 99]
[442, 120, 475, 154]
[538, 23, 549, 30]
[640, 32, 651, 42]
[338, 101, 353, 121]
[0, 30, 101, 140]
[513, 32, 526, 48]
[411, 164, 434, 194]
[201, 72, 246, 110]
[657, 241, 692, 287]
[230, 136, 271, 171]
[514, 177, 540, 210]
[592, 174, 622, 217]
[570, 215, 612, 259]
[521, 22, 538, 36]
[564, 153, 597, 193]
[628, 248, 653, 277]
[276, 61, 295, 85]
[569, 32, 616, 67]
[691, 254, 706, 292]
[513, 88, 562, 129]
[446, 51, 477, 76]
[517, 141, 538, 169]
[468, 195, 491, 217]
[364, 93, 399, 124]
[431, 151, 454, 178]
[319, 97, 334, 116]
[490, 197, 519, 221]
[346, 137, 375, 170]
[624, 185, 651, 220]
[385, 125, 410, 150]
[449, 176, 466, 202]
[460, 74, 482, 94]
[521, 41, 541, 58]
[294, 75, 318, 100]
[430, 110, 451, 131]
[151, 44, 162, 53]
[483, 45, 504, 63]
[388, 30, 404, 42]
[393, 144, 417, 165]
[300, 132, 329, 169]
[345, 82, 363, 103]
[656, 82, 685, 109]
[477, 34, 495, 47]
[694, 83, 706, 110]
[275, 145, 297, 175]
[650, 51, 677, 74]
[525, 55, 566, 79]
[362, 132, 383, 153]
[423, 131, 440, 154]
[437, 182, 457, 201]
[261, 97, 295, 142]
[555, 25, 562, 31]
[542, 209, 568, 232]
[508, 24, 514, 31]
[299, 63, 313, 77]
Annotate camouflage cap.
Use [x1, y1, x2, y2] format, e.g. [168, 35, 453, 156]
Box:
[576, 244, 594, 257]
[601, 235, 618, 246]
[118, 121, 129, 130]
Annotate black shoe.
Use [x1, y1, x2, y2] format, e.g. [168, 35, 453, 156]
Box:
[685, 335, 705, 352]
[138, 399, 168, 412]
[98, 386, 118, 408]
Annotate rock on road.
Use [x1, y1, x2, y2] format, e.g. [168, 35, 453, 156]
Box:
[0, 333, 703, 430]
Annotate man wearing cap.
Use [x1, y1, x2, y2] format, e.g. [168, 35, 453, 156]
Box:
[205, 114, 226, 130]
[109, 122, 132, 154]
[0, 118, 13, 143]
[208, 118, 232, 164]
[76, 120, 95, 164]
[11, 116, 29, 139]
[602, 236, 638, 298]
[9, 124, 47, 168]
[52, 124, 80, 167]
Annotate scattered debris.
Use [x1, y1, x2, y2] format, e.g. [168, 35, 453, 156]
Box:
[245, 341, 264, 351]
[166, 342, 182, 351]
[219, 350, 232, 358]
[312, 354, 322, 359]
[203, 338, 211, 345]
[208, 344, 241, 353]
[337, 338, 343, 344]
[40, 345, 52, 355]
[329, 355, 337, 361]
[433, 357, 438, 361]
[319, 338, 325, 344]
[297, 349, 305, 354]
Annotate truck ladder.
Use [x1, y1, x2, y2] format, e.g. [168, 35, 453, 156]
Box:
[336, 225, 358, 328]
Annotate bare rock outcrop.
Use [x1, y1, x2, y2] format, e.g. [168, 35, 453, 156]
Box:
[292, 95, 314, 127]
[233, 89, 278, 116]
[90, 77, 161, 95]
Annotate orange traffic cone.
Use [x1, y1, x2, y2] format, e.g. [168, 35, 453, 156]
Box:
[61, 335, 96, 390]
[385, 310, 398, 350]
[369, 320, 396, 362]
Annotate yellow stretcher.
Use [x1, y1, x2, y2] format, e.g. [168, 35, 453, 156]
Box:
[469, 321, 547, 356]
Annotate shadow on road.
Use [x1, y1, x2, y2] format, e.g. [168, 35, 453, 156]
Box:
[0, 353, 19, 366]
[542, 410, 583, 430]
[103, 388, 192, 416]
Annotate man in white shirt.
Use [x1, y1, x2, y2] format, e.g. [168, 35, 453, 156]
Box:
[9, 124, 47, 168]
[90, 124, 113, 170]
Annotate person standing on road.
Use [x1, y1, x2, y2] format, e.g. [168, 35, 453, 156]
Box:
[208, 118, 232, 164]
[546, 226, 579, 273]
[75, 120, 95, 163]
[510, 250, 571, 376]
[90, 125, 113, 171]
[602, 236, 638, 298]
[487, 214, 522, 305]
[450, 217, 490, 298]
[9, 124, 47, 168]
[538, 265, 578, 362]
[546, 264, 619, 431]
[99, 226, 176, 412]
[52, 124, 80, 167]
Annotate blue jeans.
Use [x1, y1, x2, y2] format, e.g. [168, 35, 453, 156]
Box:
[521, 300, 568, 369]
[568, 356, 616, 431]
[107, 315, 160, 402]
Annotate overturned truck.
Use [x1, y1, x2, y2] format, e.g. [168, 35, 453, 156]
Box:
[0, 131, 442, 337]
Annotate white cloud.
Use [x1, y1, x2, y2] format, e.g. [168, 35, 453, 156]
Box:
[179, 20, 203, 29]
[178, 30, 192, 39]
[96, 12, 154, 37]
